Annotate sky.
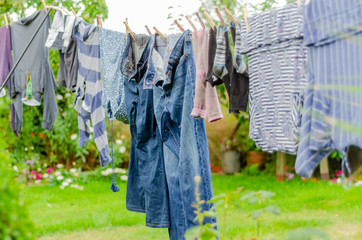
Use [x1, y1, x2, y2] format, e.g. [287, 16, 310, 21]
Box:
[103, 0, 285, 35]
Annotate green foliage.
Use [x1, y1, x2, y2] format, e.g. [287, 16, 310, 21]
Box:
[0, 140, 35, 240]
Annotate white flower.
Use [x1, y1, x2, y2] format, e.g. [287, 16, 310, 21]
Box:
[56, 164, 63, 168]
[62, 181, 69, 186]
[43, 173, 49, 178]
[43, 163, 48, 167]
[25, 147, 28, 151]
[57, 175, 64, 181]
[336, 178, 342, 184]
[71, 134, 77, 140]
[62, 112, 66, 117]
[55, 171, 61, 176]
[66, 178, 72, 183]
[119, 146, 126, 153]
[120, 175, 128, 181]
[68, 104, 73, 108]
[35, 180, 41, 184]
[37, 168, 41, 172]
[56, 95, 63, 100]
[101, 168, 113, 176]
[72, 162, 76, 166]
[65, 93, 71, 98]
[78, 186, 84, 190]
[355, 181, 362, 187]
[60, 185, 65, 190]
[70, 168, 77, 173]
[115, 168, 127, 174]
[30, 146, 34, 150]
[116, 139, 123, 145]
[74, 172, 79, 177]
[13, 165, 19, 172]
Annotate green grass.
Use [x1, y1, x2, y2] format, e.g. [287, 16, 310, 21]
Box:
[22, 175, 362, 240]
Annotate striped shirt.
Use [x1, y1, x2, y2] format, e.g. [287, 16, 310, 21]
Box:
[239, 3, 308, 153]
[295, 0, 362, 177]
[73, 18, 111, 167]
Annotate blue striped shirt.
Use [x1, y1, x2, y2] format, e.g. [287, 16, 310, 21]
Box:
[73, 18, 111, 167]
[295, 0, 362, 177]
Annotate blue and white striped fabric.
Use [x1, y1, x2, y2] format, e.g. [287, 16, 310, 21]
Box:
[295, 0, 362, 177]
[73, 18, 111, 167]
[239, 3, 308, 153]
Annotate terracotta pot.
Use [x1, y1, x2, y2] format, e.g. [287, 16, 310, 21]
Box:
[246, 151, 265, 170]
[222, 151, 241, 174]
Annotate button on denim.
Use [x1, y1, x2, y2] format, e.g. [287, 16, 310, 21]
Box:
[152, 31, 217, 239]
[121, 34, 170, 228]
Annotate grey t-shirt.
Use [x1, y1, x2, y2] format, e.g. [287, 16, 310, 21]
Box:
[11, 10, 58, 132]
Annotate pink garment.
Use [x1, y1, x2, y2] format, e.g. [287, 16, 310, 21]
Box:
[191, 29, 223, 122]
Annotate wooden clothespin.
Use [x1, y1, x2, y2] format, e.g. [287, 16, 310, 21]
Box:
[185, 15, 197, 32]
[123, 20, 135, 40]
[153, 26, 167, 43]
[305, 0, 312, 5]
[7, 13, 13, 27]
[3, 14, 8, 29]
[174, 19, 185, 32]
[195, 12, 206, 29]
[242, 5, 249, 32]
[222, 6, 236, 25]
[70, 7, 77, 17]
[215, 7, 225, 28]
[201, 8, 216, 29]
[42, 0, 48, 13]
[96, 15, 102, 30]
[145, 25, 152, 35]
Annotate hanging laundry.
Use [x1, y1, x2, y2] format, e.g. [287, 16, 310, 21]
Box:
[206, 26, 223, 86]
[45, 10, 78, 92]
[10, 10, 58, 132]
[191, 29, 223, 122]
[238, 3, 307, 154]
[73, 18, 111, 167]
[0, 25, 18, 136]
[152, 30, 216, 239]
[121, 33, 170, 228]
[99, 28, 128, 123]
[295, 0, 362, 177]
[213, 24, 249, 113]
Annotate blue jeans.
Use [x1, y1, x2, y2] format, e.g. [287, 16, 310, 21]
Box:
[121, 34, 170, 228]
[152, 31, 217, 239]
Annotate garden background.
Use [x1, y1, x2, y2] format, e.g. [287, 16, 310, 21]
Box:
[0, 0, 361, 239]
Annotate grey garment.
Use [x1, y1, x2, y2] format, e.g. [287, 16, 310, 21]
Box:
[11, 10, 58, 132]
[99, 28, 128, 123]
[58, 35, 78, 92]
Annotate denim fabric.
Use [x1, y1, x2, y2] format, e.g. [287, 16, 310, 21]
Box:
[152, 31, 216, 239]
[121, 34, 170, 228]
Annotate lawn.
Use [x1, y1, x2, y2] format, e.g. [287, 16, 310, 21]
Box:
[22, 175, 362, 240]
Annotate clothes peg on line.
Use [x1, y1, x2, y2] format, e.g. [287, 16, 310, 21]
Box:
[297, 0, 302, 8]
[3, 14, 8, 29]
[201, 8, 216, 29]
[174, 19, 185, 32]
[222, 5, 236, 25]
[145, 25, 152, 35]
[70, 7, 77, 17]
[96, 15, 102, 30]
[124, 20, 135, 40]
[215, 7, 225, 28]
[185, 15, 197, 32]
[7, 13, 13, 26]
[42, 0, 48, 12]
[305, 0, 312, 5]
[153, 26, 167, 43]
[242, 5, 249, 32]
[195, 12, 206, 29]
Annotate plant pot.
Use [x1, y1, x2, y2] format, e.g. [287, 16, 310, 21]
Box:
[222, 151, 241, 174]
[246, 151, 265, 170]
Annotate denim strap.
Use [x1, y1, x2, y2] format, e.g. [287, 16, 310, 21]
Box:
[341, 148, 352, 189]
[108, 119, 120, 192]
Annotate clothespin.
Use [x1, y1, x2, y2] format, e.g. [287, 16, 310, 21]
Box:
[201, 8, 216, 29]
[42, 0, 48, 13]
[3, 14, 8, 29]
[222, 5, 236, 25]
[145, 25, 152, 35]
[194, 12, 206, 29]
[70, 7, 77, 17]
[242, 5, 249, 32]
[305, 0, 312, 5]
[123, 19, 135, 41]
[215, 7, 225, 28]
[297, 0, 302, 8]
[185, 15, 197, 32]
[153, 26, 167, 43]
[7, 13, 13, 27]
[96, 15, 102, 30]
[174, 19, 185, 32]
